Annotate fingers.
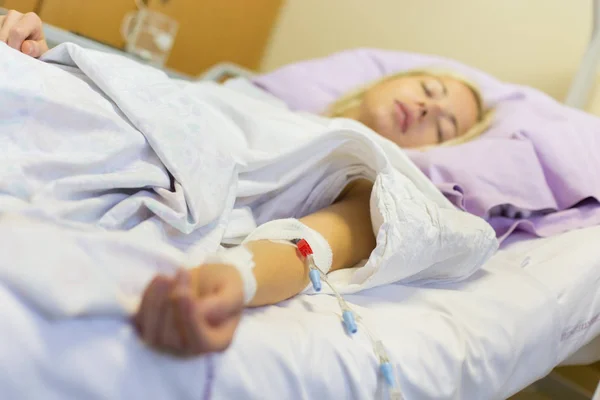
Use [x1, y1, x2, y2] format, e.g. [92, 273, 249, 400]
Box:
[18, 12, 44, 40]
[7, 12, 42, 50]
[0, 11, 47, 57]
[176, 293, 241, 354]
[158, 301, 183, 353]
[191, 264, 245, 325]
[176, 294, 206, 354]
[137, 270, 198, 356]
[22, 39, 48, 58]
[180, 269, 244, 354]
[201, 281, 244, 326]
[156, 270, 191, 354]
[135, 267, 245, 357]
[137, 275, 172, 346]
[0, 10, 21, 43]
[172, 269, 213, 354]
[200, 309, 242, 353]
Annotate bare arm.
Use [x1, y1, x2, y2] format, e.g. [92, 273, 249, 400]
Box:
[135, 179, 376, 355]
[247, 179, 376, 307]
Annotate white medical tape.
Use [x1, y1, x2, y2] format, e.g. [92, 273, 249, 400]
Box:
[239, 220, 402, 397]
[242, 218, 333, 275]
[203, 245, 257, 305]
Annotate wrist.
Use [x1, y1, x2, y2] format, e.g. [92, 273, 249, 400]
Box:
[245, 240, 310, 307]
[202, 246, 257, 305]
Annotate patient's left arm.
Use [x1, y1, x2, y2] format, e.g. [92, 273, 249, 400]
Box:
[134, 180, 375, 357]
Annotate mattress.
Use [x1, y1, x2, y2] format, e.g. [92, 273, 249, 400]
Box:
[0, 225, 598, 399]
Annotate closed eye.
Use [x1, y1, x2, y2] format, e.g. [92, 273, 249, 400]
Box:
[421, 82, 433, 98]
[437, 117, 457, 143]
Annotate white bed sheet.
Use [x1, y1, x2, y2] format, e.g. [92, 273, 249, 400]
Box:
[0, 43, 597, 399]
[0, 225, 598, 400]
[0, 43, 497, 322]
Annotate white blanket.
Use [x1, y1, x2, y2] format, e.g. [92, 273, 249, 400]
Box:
[1, 227, 598, 399]
[0, 42, 496, 320]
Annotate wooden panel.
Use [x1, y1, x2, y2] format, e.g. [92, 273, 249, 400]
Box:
[38, 0, 136, 48]
[2, 0, 40, 13]
[147, 0, 283, 75]
[554, 364, 600, 394]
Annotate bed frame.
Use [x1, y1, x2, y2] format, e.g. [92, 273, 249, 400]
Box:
[564, 0, 600, 108]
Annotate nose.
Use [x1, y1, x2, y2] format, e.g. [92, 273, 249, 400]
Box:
[416, 101, 442, 120]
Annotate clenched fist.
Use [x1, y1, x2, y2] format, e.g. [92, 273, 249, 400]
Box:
[0, 10, 48, 58]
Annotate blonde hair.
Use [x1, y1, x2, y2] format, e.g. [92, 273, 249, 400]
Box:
[325, 69, 494, 150]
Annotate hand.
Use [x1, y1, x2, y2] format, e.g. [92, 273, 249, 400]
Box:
[134, 264, 245, 357]
[0, 10, 49, 58]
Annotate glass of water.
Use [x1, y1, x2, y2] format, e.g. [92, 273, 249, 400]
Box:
[121, 8, 179, 67]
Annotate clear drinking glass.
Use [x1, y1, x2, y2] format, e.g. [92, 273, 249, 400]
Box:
[121, 8, 179, 67]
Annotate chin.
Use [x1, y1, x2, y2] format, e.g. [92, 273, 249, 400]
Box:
[380, 127, 401, 144]
[370, 119, 394, 140]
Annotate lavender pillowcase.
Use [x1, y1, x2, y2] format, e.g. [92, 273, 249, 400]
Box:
[252, 48, 600, 240]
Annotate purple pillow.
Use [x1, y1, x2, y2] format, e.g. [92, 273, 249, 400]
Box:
[253, 48, 600, 240]
[252, 48, 519, 114]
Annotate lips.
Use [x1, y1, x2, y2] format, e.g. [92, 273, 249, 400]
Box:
[394, 101, 414, 133]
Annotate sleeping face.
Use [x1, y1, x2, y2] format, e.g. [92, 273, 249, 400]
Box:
[341, 74, 481, 148]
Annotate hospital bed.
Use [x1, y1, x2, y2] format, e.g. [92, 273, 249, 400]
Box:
[204, 0, 600, 385]
[0, 5, 599, 400]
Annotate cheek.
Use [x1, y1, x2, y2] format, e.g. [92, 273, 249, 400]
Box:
[362, 92, 387, 116]
[406, 124, 438, 146]
[359, 96, 390, 129]
[363, 85, 401, 112]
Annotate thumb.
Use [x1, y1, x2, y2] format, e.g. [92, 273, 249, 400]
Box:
[200, 285, 244, 325]
[21, 40, 46, 58]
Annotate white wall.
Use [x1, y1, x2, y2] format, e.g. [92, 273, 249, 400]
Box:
[261, 0, 591, 100]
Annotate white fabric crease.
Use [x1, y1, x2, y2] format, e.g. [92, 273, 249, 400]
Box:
[0, 42, 496, 320]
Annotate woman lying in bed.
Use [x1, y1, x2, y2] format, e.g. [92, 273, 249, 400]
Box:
[1, 10, 492, 356]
